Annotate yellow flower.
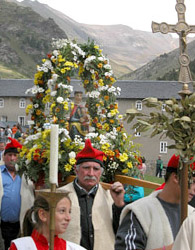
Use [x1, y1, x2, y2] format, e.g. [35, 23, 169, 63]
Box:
[64, 61, 74, 67]
[20, 147, 28, 158]
[119, 153, 128, 162]
[103, 123, 109, 131]
[70, 102, 74, 110]
[42, 130, 50, 139]
[61, 68, 66, 74]
[94, 45, 99, 49]
[98, 79, 104, 86]
[64, 104, 69, 111]
[65, 67, 71, 71]
[26, 104, 33, 110]
[101, 143, 110, 151]
[36, 110, 42, 116]
[127, 162, 133, 169]
[110, 77, 116, 83]
[69, 158, 76, 165]
[110, 109, 119, 116]
[78, 65, 84, 75]
[84, 79, 89, 85]
[122, 168, 128, 174]
[64, 164, 72, 172]
[58, 55, 65, 62]
[27, 148, 36, 161]
[50, 103, 56, 109]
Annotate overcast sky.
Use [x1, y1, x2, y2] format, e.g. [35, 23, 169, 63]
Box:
[17, 0, 195, 32]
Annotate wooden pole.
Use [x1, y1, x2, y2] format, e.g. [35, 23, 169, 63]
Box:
[49, 183, 56, 250]
[180, 161, 188, 223]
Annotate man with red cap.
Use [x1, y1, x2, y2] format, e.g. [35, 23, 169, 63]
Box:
[59, 139, 125, 250]
[0, 137, 34, 250]
[172, 159, 195, 250]
[115, 154, 195, 250]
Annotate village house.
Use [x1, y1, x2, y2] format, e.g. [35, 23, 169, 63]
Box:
[0, 79, 191, 174]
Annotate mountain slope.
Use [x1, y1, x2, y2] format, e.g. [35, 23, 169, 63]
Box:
[18, 0, 179, 78]
[121, 39, 195, 80]
[0, 0, 68, 78]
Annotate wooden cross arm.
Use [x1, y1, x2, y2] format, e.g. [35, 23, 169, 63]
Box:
[64, 175, 161, 190]
[114, 175, 161, 189]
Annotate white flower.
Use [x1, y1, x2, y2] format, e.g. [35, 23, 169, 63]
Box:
[84, 56, 96, 67]
[98, 57, 104, 61]
[69, 151, 76, 159]
[47, 79, 54, 88]
[58, 83, 73, 92]
[50, 91, 57, 97]
[52, 74, 58, 82]
[86, 91, 100, 98]
[104, 64, 111, 70]
[31, 87, 38, 94]
[86, 133, 99, 139]
[56, 97, 64, 103]
[34, 104, 39, 108]
[108, 86, 116, 93]
[43, 60, 53, 70]
[53, 50, 59, 57]
[38, 87, 44, 93]
[105, 71, 113, 77]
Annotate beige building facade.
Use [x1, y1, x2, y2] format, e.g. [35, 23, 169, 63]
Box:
[0, 79, 191, 175]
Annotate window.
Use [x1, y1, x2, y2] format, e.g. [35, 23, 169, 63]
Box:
[134, 128, 141, 137]
[1, 116, 7, 122]
[19, 98, 26, 108]
[0, 98, 4, 108]
[162, 104, 166, 111]
[160, 141, 167, 153]
[18, 116, 25, 126]
[135, 101, 142, 110]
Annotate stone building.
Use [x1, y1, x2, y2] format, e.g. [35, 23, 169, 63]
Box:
[0, 79, 191, 174]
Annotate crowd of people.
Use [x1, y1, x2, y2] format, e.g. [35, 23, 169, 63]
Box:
[0, 136, 195, 250]
[0, 124, 24, 143]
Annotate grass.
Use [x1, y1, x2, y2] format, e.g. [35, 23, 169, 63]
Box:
[144, 175, 164, 196]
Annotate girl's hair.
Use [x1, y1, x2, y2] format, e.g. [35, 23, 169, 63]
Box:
[22, 194, 71, 236]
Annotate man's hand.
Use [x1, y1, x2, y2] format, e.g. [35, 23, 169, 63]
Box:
[110, 181, 125, 207]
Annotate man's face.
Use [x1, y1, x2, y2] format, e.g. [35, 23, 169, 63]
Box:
[188, 176, 195, 202]
[3, 152, 18, 171]
[75, 161, 102, 192]
[0, 142, 5, 152]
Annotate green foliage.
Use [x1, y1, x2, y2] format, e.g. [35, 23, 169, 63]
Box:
[125, 93, 195, 167]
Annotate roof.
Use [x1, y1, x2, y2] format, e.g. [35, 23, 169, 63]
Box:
[0, 79, 193, 99]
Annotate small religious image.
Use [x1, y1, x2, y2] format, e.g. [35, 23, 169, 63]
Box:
[68, 91, 89, 141]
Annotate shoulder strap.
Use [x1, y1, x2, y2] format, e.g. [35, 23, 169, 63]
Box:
[12, 237, 37, 250]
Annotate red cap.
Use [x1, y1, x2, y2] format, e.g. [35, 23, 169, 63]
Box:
[167, 154, 180, 168]
[190, 157, 195, 173]
[4, 137, 22, 154]
[76, 139, 105, 168]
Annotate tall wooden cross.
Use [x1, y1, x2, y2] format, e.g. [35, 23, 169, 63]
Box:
[152, 0, 194, 223]
[152, 0, 194, 96]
